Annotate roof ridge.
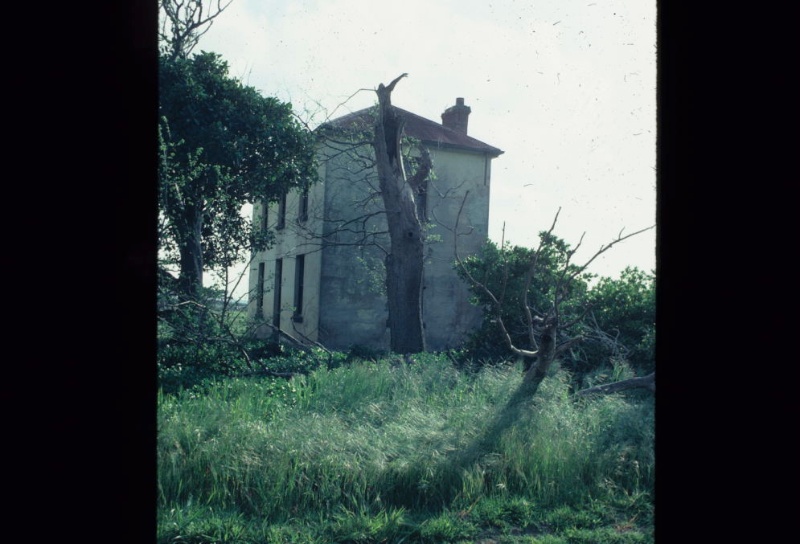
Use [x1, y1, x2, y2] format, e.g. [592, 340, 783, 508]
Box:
[323, 104, 503, 157]
[394, 106, 501, 151]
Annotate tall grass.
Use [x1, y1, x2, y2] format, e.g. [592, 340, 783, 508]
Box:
[158, 355, 654, 527]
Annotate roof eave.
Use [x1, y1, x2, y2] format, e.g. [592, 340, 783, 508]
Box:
[419, 138, 504, 158]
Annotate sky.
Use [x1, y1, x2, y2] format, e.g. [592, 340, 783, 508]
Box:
[189, 0, 657, 298]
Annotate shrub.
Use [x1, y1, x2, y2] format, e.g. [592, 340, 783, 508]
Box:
[419, 512, 477, 542]
[582, 267, 655, 373]
[456, 237, 591, 366]
[457, 237, 655, 380]
[158, 340, 251, 393]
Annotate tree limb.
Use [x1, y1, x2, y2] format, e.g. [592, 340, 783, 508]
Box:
[453, 191, 539, 360]
[160, 0, 234, 59]
[576, 372, 655, 396]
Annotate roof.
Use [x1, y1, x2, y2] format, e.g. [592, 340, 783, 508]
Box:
[321, 105, 504, 158]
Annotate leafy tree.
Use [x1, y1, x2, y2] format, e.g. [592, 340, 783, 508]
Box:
[158, 51, 317, 297]
[583, 267, 655, 373]
[455, 211, 655, 396]
[458, 240, 655, 377]
[457, 235, 591, 364]
[157, 1, 317, 380]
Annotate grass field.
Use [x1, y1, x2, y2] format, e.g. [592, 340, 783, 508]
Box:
[158, 355, 654, 543]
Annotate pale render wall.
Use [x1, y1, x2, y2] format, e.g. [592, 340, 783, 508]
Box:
[317, 143, 392, 350]
[421, 148, 491, 349]
[315, 143, 492, 351]
[247, 141, 495, 351]
[247, 159, 326, 342]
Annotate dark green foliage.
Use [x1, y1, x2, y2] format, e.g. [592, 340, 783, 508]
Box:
[158, 281, 256, 394]
[456, 235, 591, 365]
[159, 50, 317, 291]
[158, 359, 653, 542]
[158, 341, 245, 380]
[583, 267, 655, 373]
[259, 345, 343, 374]
[419, 512, 478, 542]
[345, 344, 387, 363]
[457, 236, 655, 378]
[466, 496, 538, 529]
[158, 330, 251, 395]
[158, 49, 319, 380]
[326, 506, 413, 543]
[158, 334, 339, 394]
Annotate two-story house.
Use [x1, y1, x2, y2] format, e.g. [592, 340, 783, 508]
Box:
[247, 97, 503, 351]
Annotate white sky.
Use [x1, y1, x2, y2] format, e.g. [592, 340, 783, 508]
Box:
[192, 0, 657, 298]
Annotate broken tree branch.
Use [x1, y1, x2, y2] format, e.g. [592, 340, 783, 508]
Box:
[576, 372, 655, 396]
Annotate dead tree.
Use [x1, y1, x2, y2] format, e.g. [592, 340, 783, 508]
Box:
[250, 83, 442, 353]
[373, 74, 432, 354]
[159, 0, 233, 60]
[455, 198, 655, 395]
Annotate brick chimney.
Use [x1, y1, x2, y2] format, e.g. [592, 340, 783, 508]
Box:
[441, 97, 471, 135]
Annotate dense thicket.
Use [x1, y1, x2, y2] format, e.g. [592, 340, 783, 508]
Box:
[457, 235, 655, 378]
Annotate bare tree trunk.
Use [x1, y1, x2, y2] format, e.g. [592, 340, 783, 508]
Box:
[374, 74, 427, 354]
[522, 319, 557, 390]
[177, 202, 204, 299]
[384, 242, 425, 353]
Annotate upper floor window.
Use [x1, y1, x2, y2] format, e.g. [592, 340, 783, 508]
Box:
[276, 193, 287, 230]
[260, 202, 268, 232]
[298, 188, 309, 223]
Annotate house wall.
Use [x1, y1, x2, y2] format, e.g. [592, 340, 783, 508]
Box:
[314, 142, 493, 351]
[247, 158, 326, 343]
[248, 139, 495, 352]
[316, 142, 392, 349]
[422, 147, 492, 349]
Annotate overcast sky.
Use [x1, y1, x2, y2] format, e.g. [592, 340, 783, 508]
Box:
[190, 0, 656, 297]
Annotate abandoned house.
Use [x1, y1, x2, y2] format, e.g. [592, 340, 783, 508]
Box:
[247, 97, 503, 351]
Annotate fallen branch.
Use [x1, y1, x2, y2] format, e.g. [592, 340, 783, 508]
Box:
[239, 368, 297, 379]
[255, 321, 318, 353]
[576, 372, 655, 396]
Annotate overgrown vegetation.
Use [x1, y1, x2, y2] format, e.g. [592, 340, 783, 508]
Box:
[457, 236, 655, 381]
[158, 355, 653, 542]
[156, 223, 656, 542]
[156, 4, 655, 541]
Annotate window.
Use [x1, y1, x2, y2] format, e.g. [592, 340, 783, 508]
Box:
[276, 193, 287, 230]
[256, 262, 265, 316]
[260, 202, 268, 232]
[298, 188, 309, 223]
[293, 254, 305, 322]
[272, 259, 283, 329]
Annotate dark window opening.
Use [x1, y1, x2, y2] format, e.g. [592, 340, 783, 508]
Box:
[256, 262, 265, 316]
[277, 193, 287, 230]
[299, 189, 309, 223]
[273, 259, 283, 329]
[293, 254, 305, 322]
[260, 202, 268, 232]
